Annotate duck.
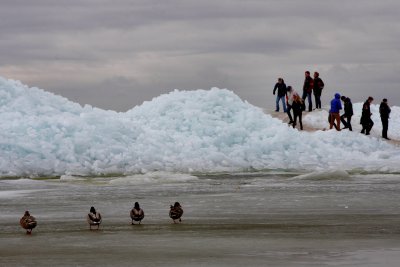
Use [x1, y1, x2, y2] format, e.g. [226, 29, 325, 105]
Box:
[169, 202, 183, 223]
[130, 202, 145, 225]
[87, 206, 102, 230]
[20, 211, 37, 234]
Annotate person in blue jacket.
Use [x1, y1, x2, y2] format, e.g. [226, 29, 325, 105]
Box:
[329, 93, 342, 130]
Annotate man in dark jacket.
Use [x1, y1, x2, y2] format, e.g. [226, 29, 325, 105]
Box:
[340, 96, 353, 131]
[302, 71, 314, 112]
[379, 98, 391, 140]
[360, 96, 374, 135]
[313, 72, 324, 109]
[273, 77, 287, 112]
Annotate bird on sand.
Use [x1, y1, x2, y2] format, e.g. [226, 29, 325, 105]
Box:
[20, 211, 37, 234]
[87, 206, 102, 230]
[130, 202, 145, 225]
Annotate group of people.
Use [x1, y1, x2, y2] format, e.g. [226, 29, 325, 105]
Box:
[273, 71, 393, 139]
[20, 202, 184, 234]
[273, 71, 324, 114]
[273, 71, 325, 130]
[329, 95, 392, 139]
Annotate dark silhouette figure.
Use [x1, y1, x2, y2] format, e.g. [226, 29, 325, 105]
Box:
[302, 71, 314, 112]
[340, 96, 353, 131]
[313, 72, 324, 109]
[360, 97, 374, 135]
[379, 98, 391, 140]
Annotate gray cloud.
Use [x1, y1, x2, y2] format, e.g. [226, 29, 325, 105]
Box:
[1, 0, 400, 111]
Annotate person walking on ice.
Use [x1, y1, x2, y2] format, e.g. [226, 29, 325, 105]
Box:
[361, 96, 374, 135]
[340, 96, 353, 131]
[273, 77, 287, 112]
[329, 93, 342, 131]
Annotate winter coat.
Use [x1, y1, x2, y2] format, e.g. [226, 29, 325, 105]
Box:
[343, 97, 353, 116]
[313, 77, 324, 96]
[292, 97, 304, 114]
[361, 100, 372, 120]
[379, 102, 391, 119]
[303, 76, 314, 94]
[273, 82, 287, 97]
[329, 93, 342, 113]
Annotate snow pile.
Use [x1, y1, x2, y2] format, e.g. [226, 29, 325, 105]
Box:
[0, 77, 399, 177]
[303, 103, 400, 140]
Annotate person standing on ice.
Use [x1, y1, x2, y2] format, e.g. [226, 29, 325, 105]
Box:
[379, 98, 391, 140]
[291, 93, 304, 130]
[340, 96, 353, 131]
[302, 71, 314, 112]
[329, 93, 342, 131]
[360, 96, 374, 135]
[273, 78, 287, 112]
[313, 72, 324, 109]
[286, 86, 296, 125]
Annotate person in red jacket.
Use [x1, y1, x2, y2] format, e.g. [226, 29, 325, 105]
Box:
[302, 71, 314, 112]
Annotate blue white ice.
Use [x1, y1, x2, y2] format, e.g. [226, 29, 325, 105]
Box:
[0, 77, 399, 178]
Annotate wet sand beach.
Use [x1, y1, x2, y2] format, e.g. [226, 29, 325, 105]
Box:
[1, 172, 400, 266]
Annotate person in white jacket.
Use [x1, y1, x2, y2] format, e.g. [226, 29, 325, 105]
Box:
[286, 86, 297, 125]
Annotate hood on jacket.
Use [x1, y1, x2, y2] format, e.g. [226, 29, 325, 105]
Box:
[335, 93, 341, 99]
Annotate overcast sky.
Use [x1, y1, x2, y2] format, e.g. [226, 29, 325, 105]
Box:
[1, 0, 400, 111]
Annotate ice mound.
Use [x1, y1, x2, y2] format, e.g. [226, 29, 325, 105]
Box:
[1, 77, 400, 177]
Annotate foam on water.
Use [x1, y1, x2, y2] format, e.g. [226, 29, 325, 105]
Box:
[109, 172, 198, 185]
[290, 170, 350, 181]
[1, 77, 400, 178]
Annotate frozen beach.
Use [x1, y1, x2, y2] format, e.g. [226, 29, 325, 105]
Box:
[1, 77, 400, 177]
[1, 172, 400, 266]
[1, 77, 400, 266]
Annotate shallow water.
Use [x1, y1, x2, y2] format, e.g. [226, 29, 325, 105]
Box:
[1, 171, 400, 266]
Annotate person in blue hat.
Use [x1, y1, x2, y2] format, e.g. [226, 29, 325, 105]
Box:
[329, 93, 342, 131]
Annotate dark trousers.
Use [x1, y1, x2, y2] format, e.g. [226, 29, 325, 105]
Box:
[287, 104, 293, 122]
[361, 118, 374, 135]
[314, 94, 321, 109]
[381, 117, 389, 138]
[340, 115, 352, 131]
[293, 111, 303, 130]
[302, 91, 312, 111]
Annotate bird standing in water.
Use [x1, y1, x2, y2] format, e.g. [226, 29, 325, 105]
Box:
[169, 202, 183, 223]
[130, 202, 145, 225]
[87, 206, 102, 230]
[20, 211, 37, 234]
